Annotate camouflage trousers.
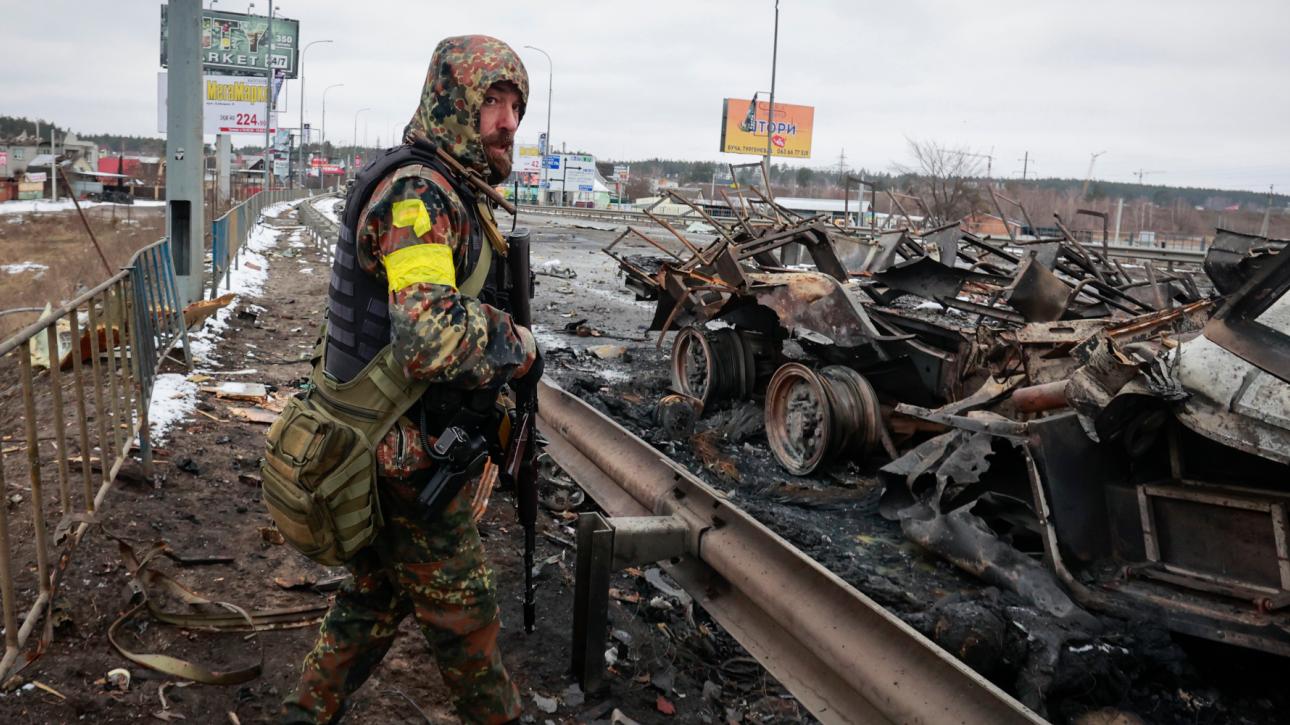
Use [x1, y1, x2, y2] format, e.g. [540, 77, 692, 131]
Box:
[281, 476, 522, 724]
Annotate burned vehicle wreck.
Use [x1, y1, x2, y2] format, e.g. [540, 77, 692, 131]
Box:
[609, 182, 1290, 658]
[882, 241, 1290, 656]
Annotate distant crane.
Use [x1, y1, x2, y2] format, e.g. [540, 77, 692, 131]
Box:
[1080, 150, 1107, 198]
[1133, 169, 1165, 185]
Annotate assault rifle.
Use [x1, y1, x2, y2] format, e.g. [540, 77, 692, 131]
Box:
[501, 227, 539, 633]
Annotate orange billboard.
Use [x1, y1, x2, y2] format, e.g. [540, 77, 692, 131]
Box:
[720, 97, 814, 158]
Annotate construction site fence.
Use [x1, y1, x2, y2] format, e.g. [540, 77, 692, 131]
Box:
[0, 235, 190, 681]
[209, 188, 314, 299]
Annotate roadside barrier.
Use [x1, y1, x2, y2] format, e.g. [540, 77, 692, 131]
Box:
[296, 193, 340, 255]
[0, 237, 190, 681]
[209, 188, 312, 299]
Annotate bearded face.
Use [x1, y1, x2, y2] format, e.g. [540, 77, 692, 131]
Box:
[479, 82, 522, 181]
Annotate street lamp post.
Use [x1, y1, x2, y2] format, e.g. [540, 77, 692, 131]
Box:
[352, 107, 371, 179]
[321, 83, 342, 189]
[297, 39, 333, 189]
[524, 45, 552, 207]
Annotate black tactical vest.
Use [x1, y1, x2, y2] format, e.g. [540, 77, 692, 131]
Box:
[325, 144, 497, 383]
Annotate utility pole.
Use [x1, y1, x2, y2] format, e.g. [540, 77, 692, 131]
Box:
[764, 0, 780, 167]
[166, 0, 205, 304]
[49, 128, 57, 202]
[1260, 184, 1274, 238]
[263, 0, 274, 192]
[1019, 151, 1029, 180]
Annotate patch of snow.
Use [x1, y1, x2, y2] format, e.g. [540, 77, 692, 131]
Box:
[299, 267, 314, 274]
[2, 262, 48, 276]
[0, 199, 164, 216]
[260, 199, 298, 219]
[189, 214, 280, 366]
[148, 373, 198, 442]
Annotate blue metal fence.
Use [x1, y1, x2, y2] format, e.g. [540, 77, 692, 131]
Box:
[210, 188, 312, 298]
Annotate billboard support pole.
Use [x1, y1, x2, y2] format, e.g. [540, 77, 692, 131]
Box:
[264, 0, 274, 193]
[765, 0, 779, 170]
[165, 0, 205, 306]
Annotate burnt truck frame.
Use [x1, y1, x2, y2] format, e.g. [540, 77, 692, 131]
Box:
[1026, 248, 1290, 655]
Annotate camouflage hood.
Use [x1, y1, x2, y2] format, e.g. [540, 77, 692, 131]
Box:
[405, 35, 528, 183]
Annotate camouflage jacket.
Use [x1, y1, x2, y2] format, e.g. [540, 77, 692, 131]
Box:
[357, 35, 533, 479]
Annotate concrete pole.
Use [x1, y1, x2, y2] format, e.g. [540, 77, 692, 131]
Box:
[1112, 197, 1123, 245]
[49, 128, 57, 202]
[166, 0, 206, 305]
[216, 134, 231, 207]
[1260, 185, 1274, 238]
[263, 0, 274, 192]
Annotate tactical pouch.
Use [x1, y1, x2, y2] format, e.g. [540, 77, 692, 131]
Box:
[262, 397, 379, 565]
[261, 327, 428, 566]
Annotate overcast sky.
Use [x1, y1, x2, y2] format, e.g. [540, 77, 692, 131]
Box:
[3, 0, 1287, 192]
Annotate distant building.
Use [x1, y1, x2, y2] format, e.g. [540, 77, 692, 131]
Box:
[0, 130, 99, 179]
[961, 212, 1021, 238]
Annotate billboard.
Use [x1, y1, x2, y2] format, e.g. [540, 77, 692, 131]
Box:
[157, 72, 278, 135]
[719, 97, 814, 158]
[550, 154, 597, 192]
[161, 6, 300, 79]
[513, 143, 543, 174]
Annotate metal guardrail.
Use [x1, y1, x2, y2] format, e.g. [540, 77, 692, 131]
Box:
[537, 381, 1045, 725]
[210, 188, 313, 298]
[0, 236, 190, 681]
[297, 194, 340, 254]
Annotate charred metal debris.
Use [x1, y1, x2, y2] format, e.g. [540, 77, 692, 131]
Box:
[602, 176, 1290, 658]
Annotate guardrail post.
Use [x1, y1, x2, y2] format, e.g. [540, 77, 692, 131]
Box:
[572, 513, 688, 693]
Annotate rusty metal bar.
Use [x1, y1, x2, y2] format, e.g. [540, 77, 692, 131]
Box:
[66, 307, 96, 511]
[537, 380, 1043, 725]
[0, 447, 16, 665]
[18, 348, 51, 601]
[45, 326, 72, 514]
[115, 280, 138, 438]
[85, 296, 111, 492]
[101, 288, 125, 458]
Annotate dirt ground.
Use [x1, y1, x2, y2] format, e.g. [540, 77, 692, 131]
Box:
[0, 203, 1286, 724]
[0, 203, 166, 339]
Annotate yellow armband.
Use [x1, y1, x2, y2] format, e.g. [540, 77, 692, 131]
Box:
[383, 243, 457, 292]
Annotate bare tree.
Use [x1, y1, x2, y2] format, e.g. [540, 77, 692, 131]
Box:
[892, 139, 985, 225]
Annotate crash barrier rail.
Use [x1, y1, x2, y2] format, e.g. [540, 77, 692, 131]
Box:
[0, 236, 190, 681]
[297, 194, 341, 254]
[536, 380, 1045, 725]
[210, 188, 313, 299]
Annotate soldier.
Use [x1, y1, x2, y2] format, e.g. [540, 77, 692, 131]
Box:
[281, 35, 537, 725]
